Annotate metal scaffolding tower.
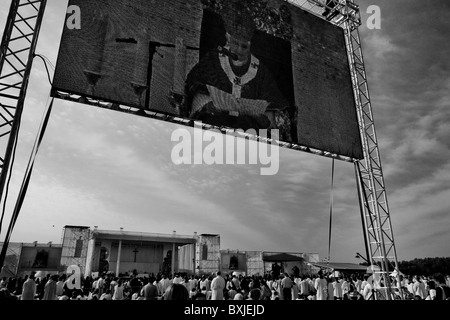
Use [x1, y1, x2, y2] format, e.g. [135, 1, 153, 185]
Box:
[0, 241, 22, 276]
[0, 0, 47, 269]
[245, 251, 265, 276]
[344, 4, 402, 300]
[290, 0, 401, 299]
[195, 234, 220, 275]
[60, 226, 91, 275]
[0, 0, 47, 202]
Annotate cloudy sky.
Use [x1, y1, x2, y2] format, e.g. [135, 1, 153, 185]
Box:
[0, 0, 449, 264]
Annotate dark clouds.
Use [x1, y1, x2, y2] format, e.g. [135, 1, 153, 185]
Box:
[355, 0, 450, 260]
[358, 1, 450, 196]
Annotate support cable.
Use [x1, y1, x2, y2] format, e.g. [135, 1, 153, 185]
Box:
[327, 158, 335, 265]
[0, 95, 54, 269]
[33, 54, 53, 85]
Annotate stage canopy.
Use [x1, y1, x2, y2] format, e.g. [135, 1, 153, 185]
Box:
[262, 253, 304, 262]
[310, 262, 368, 272]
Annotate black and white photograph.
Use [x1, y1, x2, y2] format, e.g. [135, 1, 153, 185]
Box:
[0, 0, 449, 311]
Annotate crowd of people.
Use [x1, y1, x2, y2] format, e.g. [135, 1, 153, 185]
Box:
[1, 269, 449, 301]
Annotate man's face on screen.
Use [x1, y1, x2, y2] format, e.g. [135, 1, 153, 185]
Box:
[229, 35, 251, 66]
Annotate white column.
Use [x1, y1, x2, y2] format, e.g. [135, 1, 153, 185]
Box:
[171, 242, 175, 276]
[192, 244, 196, 275]
[116, 240, 122, 276]
[84, 239, 96, 277]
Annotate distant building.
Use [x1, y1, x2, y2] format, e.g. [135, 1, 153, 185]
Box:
[178, 244, 320, 276]
[1, 226, 320, 277]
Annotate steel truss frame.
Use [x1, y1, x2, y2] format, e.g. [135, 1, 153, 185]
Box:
[0, 241, 22, 276]
[343, 3, 402, 300]
[196, 235, 220, 275]
[60, 226, 91, 275]
[0, 0, 47, 232]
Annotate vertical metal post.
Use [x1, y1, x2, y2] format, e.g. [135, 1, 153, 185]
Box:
[354, 162, 371, 264]
[171, 242, 176, 276]
[116, 240, 122, 276]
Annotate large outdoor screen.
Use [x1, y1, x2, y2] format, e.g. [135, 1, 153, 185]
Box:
[52, 0, 363, 159]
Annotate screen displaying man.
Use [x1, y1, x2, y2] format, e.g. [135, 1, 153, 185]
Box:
[52, 0, 363, 159]
[185, 1, 292, 139]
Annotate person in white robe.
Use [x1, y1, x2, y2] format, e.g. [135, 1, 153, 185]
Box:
[211, 271, 226, 300]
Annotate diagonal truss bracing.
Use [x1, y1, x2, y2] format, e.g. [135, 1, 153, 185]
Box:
[342, 1, 401, 300]
[0, 0, 47, 205]
[0, 0, 47, 269]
